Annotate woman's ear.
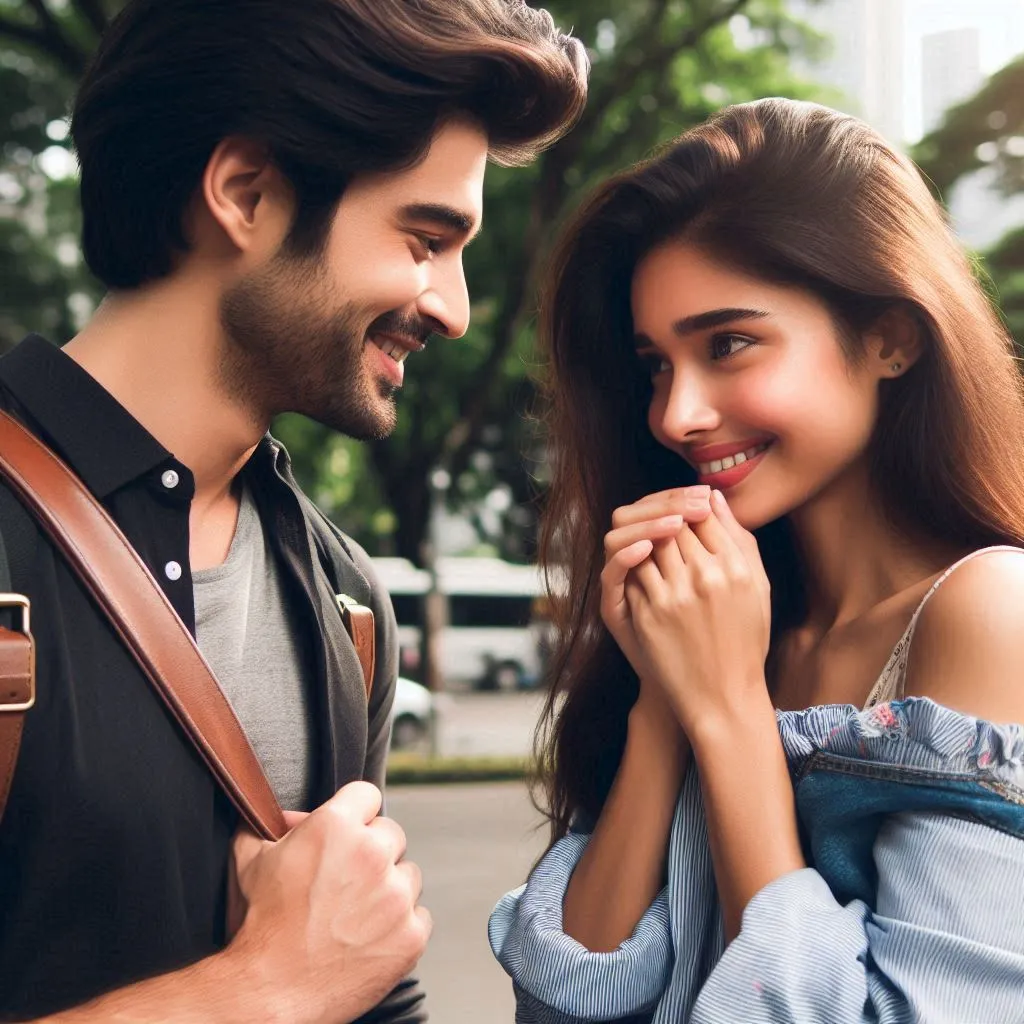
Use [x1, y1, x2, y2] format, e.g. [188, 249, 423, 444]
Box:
[865, 305, 925, 379]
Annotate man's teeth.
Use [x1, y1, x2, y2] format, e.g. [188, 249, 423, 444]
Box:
[373, 338, 411, 364]
[698, 443, 770, 476]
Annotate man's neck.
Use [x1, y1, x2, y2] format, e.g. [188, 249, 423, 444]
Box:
[63, 279, 265, 508]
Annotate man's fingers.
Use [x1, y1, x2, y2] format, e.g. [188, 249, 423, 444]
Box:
[396, 859, 423, 903]
[414, 904, 434, 942]
[368, 815, 408, 863]
[323, 780, 383, 826]
[232, 827, 266, 875]
[283, 810, 309, 832]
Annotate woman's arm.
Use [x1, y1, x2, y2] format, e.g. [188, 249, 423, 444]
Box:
[687, 693, 804, 942]
[563, 686, 688, 951]
[686, 548, 1024, 1021]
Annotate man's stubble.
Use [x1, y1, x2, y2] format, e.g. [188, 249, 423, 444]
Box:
[219, 251, 399, 442]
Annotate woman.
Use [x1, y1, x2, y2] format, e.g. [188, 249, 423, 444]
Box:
[489, 98, 1024, 1022]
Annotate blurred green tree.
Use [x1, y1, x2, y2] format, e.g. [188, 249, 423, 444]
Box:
[914, 54, 1024, 342]
[0, 0, 828, 562]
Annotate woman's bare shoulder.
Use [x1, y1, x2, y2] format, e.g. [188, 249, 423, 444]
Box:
[903, 550, 1024, 726]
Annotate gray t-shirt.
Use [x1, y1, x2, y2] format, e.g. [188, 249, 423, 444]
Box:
[193, 485, 313, 810]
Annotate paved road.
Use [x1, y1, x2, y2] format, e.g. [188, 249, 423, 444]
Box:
[387, 780, 548, 1023]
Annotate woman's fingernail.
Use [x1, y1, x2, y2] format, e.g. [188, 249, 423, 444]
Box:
[663, 514, 684, 527]
[690, 485, 711, 496]
[686, 496, 711, 510]
[711, 489, 726, 509]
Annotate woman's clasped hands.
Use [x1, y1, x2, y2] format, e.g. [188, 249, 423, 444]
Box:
[601, 485, 772, 739]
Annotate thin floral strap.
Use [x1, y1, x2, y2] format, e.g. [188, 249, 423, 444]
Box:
[862, 545, 1024, 709]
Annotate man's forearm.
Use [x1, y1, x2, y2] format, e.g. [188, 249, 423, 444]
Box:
[23, 946, 291, 1024]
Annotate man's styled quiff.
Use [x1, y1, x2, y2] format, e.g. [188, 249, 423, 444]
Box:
[71, 0, 589, 289]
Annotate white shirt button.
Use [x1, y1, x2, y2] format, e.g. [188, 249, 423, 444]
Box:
[161, 469, 180, 489]
[164, 561, 182, 581]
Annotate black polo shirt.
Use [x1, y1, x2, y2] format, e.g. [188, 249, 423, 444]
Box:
[0, 335, 424, 1022]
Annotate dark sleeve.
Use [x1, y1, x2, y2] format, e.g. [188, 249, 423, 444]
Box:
[353, 976, 428, 1024]
[345, 540, 428, 1024]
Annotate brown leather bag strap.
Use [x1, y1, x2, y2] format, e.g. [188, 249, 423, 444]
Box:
[337, 594, 375, 700]
[0, 410, 288, 840]
[0, 616, 33, 830]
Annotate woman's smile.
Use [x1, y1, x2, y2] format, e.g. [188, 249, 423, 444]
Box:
[687, 438, 774, 489]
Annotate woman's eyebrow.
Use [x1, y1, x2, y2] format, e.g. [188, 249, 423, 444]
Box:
[671, 307, 771, 335]
[634, 307, 771, 349]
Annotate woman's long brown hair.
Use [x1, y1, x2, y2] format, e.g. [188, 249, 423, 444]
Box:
[533, 98, 1024, 845]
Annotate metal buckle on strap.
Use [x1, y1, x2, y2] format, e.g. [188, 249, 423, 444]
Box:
[0, 594, 34, 712]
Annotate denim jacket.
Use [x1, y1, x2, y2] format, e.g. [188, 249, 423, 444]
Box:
[490, 698, 1024, 1022]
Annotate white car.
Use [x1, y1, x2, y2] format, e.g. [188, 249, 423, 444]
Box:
[390, 677, 433, 750]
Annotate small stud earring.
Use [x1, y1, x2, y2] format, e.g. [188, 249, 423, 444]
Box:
[891, 362, 902, 373]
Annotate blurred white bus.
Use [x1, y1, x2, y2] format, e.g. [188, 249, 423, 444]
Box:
[371, 556, 551, 691]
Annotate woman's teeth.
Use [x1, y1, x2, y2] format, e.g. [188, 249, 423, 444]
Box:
[373, 338, 410, 364]
[698, 442, 770, 476]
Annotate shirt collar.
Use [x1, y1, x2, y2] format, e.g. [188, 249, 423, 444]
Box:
[0, 335, 173, 498]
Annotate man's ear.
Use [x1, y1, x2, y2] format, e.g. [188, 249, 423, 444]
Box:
[195, 137, 293, 257]
[865, 305, 925, 379]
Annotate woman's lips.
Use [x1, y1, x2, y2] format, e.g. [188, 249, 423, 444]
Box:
[693, 441, 773, 490]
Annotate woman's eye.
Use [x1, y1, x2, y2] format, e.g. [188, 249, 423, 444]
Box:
[641, 354, 671, 377]
[710, 334, 753, 360]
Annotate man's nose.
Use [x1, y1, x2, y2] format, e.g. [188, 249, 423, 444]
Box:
[417, 260, 470, 340]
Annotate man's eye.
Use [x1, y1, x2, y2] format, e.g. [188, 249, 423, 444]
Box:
[415, 234, 444, 256]
[710, 334, 753, 360]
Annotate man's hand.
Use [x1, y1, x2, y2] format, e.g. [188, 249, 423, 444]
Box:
[226, 781, 431, 1024]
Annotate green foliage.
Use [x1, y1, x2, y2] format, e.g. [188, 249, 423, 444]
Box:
[0, 0, 831, 561]
[915, 56, 1024, 344]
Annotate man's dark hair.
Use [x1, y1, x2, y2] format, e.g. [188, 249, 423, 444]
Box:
[71, 0, 589, 289]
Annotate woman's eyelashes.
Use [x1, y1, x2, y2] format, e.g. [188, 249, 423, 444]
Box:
[640, 333, 756, 377]
[709, 332, 755, 360]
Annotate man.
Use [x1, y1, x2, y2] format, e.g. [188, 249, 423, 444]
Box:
[0, 1, 587, 1020]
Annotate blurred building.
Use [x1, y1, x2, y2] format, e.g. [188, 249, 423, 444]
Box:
[921, 27, 981, 135]
[789, 0, 1024, 249]
[789, 0, 907, 145]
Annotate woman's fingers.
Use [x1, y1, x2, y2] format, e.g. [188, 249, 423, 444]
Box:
[676, 519, 713, 566]
[710, 490, 768, 582]
[629, 553, 666, 603]
[611, 487, 711, 529]
[601, 537, 655, 616]
[605, 515, 684, 559]
[650, 536, 684, 585]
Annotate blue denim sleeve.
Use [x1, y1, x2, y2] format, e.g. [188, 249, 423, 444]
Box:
[690, 813, 1024, 1023]
[488, 831, 674, 1022]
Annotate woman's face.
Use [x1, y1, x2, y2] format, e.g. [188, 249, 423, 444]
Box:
[631, 241, 884, 530]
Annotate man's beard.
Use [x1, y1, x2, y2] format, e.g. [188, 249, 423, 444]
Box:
[219, 254, 399, 441]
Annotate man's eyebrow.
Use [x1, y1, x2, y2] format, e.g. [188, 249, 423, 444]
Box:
[401, 203, 482, 242]
[634, 307, 771, 349]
